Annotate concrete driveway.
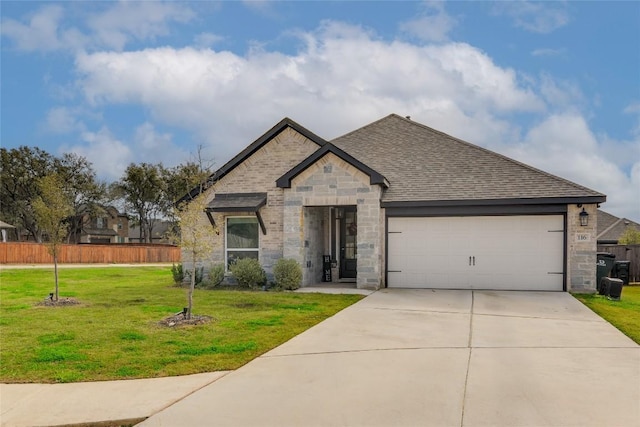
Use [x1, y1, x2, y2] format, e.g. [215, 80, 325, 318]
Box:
[140, 290, 640, 427]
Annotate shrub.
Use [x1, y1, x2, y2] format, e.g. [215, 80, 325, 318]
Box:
[171, 263, 184, 285]
[207, 264, 225, 288]
[273, 258, 302, 290]
[230, 258, 266, 290]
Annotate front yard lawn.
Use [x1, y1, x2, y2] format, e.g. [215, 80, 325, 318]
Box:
[573, 286, 640, 344]
[0, 267, 363, 383]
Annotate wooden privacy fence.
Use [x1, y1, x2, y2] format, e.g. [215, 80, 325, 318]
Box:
[0, 242, 181, 264]
[597, 244, 640, 283]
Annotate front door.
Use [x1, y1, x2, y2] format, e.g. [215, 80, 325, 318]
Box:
[339, 207, 357, 279]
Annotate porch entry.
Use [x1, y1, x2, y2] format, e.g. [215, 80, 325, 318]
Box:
[335, 206, 357, 280]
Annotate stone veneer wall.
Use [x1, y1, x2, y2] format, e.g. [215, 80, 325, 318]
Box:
[186, 128, 320, 278]
[283, 153, 383, 289]
[566, 203, 598, 292]
[303, 207, 328, 283]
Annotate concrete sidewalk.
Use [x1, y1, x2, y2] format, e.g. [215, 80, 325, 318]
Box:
[0, 372, 228, 427]
[139, 290, 640, 427]
[2, 290, 639, 427]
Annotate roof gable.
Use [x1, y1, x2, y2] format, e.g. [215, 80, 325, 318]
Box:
[331, 114, 606, 205]
[597, 210, 620, 234]
[178, 118, 328, 203]
[276, 143, 389, 189]
[597, 210, 640, 243]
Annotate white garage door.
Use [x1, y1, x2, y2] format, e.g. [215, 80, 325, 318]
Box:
[387, 215, 564, 291]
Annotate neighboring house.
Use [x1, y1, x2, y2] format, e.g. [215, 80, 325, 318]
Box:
[597, 210, 640, 244]
[0, 220, 17, 242]
[69, 206, 129, 244]
[181, 114, 605, 292]
[128, 220, 174, 244]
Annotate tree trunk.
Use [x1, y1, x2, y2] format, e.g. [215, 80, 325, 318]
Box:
[53, 250, 59, 301]
[187, 261, 195, 320]
[146, 223, 154, 244]
[138, 218, 145, 243]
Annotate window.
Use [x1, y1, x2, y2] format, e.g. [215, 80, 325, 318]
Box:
[96, 217, 105, 228]
[226, 217, 259, 269]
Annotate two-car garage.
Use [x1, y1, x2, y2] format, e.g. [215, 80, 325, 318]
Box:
[386, 215, 565, 291]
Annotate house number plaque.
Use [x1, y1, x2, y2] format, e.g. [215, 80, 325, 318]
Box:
[575, 233, 591, 242]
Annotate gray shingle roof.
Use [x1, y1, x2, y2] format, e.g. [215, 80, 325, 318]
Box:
[331, 114, 605, 204]
[597, 210, 620, 235]
[597, 210, 640, 242]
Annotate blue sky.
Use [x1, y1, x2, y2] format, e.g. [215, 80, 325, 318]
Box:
[1, 1, 639, 221]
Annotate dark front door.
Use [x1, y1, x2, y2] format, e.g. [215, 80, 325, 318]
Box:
[339, 207, 357, 279]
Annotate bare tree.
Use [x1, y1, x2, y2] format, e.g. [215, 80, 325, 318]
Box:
[32, 174, 74, 301]
[174, 195, 217, 319]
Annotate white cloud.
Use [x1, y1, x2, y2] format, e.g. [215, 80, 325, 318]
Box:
[53, 19, 636, 220]
[242, 0, 279, 17]
[538, 73, 585, 110]
[60, 123, 197, 181]
[194, 32, 224, 48]
[63, 128, 132, 181]
[624, 102, 640, 114]
[531, 48, 566, 57]
[624, 101, 640, 138]
[1, 1, 194, 53]
[73, 22, 544, 165]
[493, 2, 570, 34]
[132, 122, 190, 166]
[43, 107, 86, 134]
[400, 1, 456, 42]
[86, 1, 195, 51]
[0, 5, 86, 52]
[500, 113, 640, 220]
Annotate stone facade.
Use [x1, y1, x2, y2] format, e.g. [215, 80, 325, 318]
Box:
[187, 119, 600, 293]
[197, 127, 320, 276]
[282, 153, 384, 289]
[566, 203, 598, 292]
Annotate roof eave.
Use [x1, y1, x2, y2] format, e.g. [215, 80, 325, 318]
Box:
[381, 195, 606, 208]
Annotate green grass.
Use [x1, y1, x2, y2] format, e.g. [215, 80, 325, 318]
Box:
[573, 286, 640, 344]
[0, 267, 363, 383]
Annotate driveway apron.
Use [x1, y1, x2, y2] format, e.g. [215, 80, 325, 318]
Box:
[139, 289, 639, 427]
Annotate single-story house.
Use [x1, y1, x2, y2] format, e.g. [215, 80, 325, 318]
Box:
[182, 114, 605, 292]
[597, 210, 640, 244]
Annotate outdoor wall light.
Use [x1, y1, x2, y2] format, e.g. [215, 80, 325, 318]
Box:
[579, 207, 589, 226]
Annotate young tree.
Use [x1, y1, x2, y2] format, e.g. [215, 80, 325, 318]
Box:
[174, 195, 217, 319]
[619, 227, 640, 245]
[32, 174, 74, 301]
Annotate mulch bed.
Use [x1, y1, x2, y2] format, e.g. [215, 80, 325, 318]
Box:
[38, 297, 81, 307]
[159, 313, 213, 327]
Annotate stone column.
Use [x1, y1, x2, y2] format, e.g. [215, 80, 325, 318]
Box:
[566, 203, 598, 292]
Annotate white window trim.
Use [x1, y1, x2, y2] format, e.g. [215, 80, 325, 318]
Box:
[225, 216, 260, 271]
